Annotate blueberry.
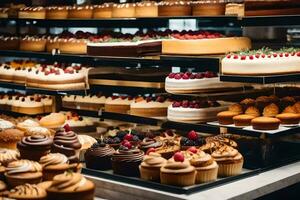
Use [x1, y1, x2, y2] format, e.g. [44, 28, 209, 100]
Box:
[116, 131, 127, 139]
[180, 137, 188, 145]
[195, 137, 206, 146]
[185, 139, 194, 146]
[113, 137, 121, 144]
[132, 135, 140, 142]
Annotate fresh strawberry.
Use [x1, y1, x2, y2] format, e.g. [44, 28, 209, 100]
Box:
[187, 130, 198, 141]
[173, 152, 184, 162]
[187, 147, 198, 154]
[182, 100, 189, 108]
[146, 148, 156, 155]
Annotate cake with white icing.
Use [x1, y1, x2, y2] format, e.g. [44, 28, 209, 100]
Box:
[18, 6, 46, 19]
[222, 48, 300, 75]
[165, 71, 244, 94]
[167, 100, 230, 123]
[11, 96, 44, 115]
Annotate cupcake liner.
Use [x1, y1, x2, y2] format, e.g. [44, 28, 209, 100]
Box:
[217, 160, 243, 177]
[160, 171, 196, 187]
[195, 166, 218, 183]
[6, 173, 42, 188]
[139, 166, 161, 182]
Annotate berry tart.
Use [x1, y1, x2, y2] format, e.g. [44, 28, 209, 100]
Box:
[18, 6, 46, 19]
[105, 95, 135, 114]
[135, 1, 158, 17]
[192, 0, 226, 16]
[93, 3, 113, 18]
[68, 5, 93, 19]
[165, 71, 243, 94]
[19, 36, 47, 52]
[158, 1, 192, 16]
[63, 112, 96, 133]
[46, 6, 69, 19]
[162, 30, 251, 55]
[180, 130, 205, 150]
[112, 3, 136, 18]
[222, 48, 300, 75]
[168, 100, 230, 123]
[130, 96, 172, 118]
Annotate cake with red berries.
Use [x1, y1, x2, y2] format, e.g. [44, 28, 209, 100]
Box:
[222, 48, 300, 75]
[63, 112, 96, 133]
[105, 96, 135, 114]
[162, 31, 251, 55]
[130, 96, 172, 118]
[26, 64, 87, 90]
[165, 71, 244, 94]
[168, 100, 230, 123]
[11, 96, 44, 115]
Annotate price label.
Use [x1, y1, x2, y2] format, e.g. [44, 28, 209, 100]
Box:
[98, 109, 102, 116]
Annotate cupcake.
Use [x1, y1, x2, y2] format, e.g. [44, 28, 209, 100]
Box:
[190, 150, 218, 183]
[0, 128, 24, 149]
[211, 145, 243, 177]
[5, 160, 43, 187]
[155, 139, 180, 160]
[276, 113, 300, 125]
[263, 103, 279, 117]
[84, 141, 115, 170]
[180, 130, 205, 150]
[256, 96, 271, 111]
[217, 111, 239, 125]
[245, 106, 260, 117]
[228, 103, 243, 114]
[0, 148, 20, 166]
[39, 153, 70, 181]
[160, 152, 196, 186]
[17, 135, 53, 161]
[111, 142, 144, 177]
[139, 137, 163, 152]
[52, 128, 82, 163]
[240, 98, 255, 110]
[139, 152, 167, 182]
[233, 114, 255, 126]
[8, 183, 47, 200]
[47, 172, 95, 200]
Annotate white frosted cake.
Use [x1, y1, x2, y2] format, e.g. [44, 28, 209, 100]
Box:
[222, 48, 300, 75]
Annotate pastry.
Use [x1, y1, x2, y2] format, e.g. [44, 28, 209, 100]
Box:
[18, 7, 46, 19]
[68, 5, 93, 19]
[112, 3, 136, 18]
[251, 117, 281, 130]
[19, 36, 46, 52]
[111, 144, 144, 177]
[39, 113, 66, 129]
[0, 128, 24, 149]
[47, 172, 95, 200]
[46, 6, 69, 19]
[200, 135, 238, 154]
[8, 183, 47, 200]
[263, 103, 279, 117]
[245, 106, 260, 117]
[165, 71, 243, 94]
[25, 127, 53, 137]
[93, 3, 113, 18]
[0, 148, 20, 166]
[180, 130, 205, 150]
[135, 1, 158, 17]
[16, 119, 40, 132]
[281, 96, 296, 109]
[160, 152, 196, 186]
[192, 0, 226, 16]
[294, 101, 300, 113]
[217, 111, 239, 125]
[190, 150, 218, 183]
[5, 160, 43, 188]
[105, 96, 134, 114]
[139, 152, 167, 182]
[0, 8, 9, 18]
[222, 48, 300, 75]
[233, 114, 255, 126]
[168, 100, 229, 123]
[276, 113, 300, 125]
[84, 141, 115, 170]
[12, 96, 44, 115]
[155, 136, 180, 160]
[39, 153, 70, 181]
[17, 135, 53, 161]
[158, 1, 191, 16]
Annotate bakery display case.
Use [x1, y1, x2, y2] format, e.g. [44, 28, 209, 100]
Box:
[0, 1, 299, 200]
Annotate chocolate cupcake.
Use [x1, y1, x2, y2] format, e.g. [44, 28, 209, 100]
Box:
[112, 144, 144, 177]
[17, 135, 53, 161]
[52, 129, 82, 163]
[84, 141, 115, 170]
[139, 138, 163, 152]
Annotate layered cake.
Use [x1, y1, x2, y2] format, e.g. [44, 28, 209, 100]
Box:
[46, 6, 69, 19]
[135, 1, 158, 17]
[20, 36, 47, 52]
[68, 5, 93, 18]
[168, 100, 230, 123]
[93, 3, 113, 18]
[0, 36, 19, 50]
[162, 31, 251, 55]
[105, 96, 134, 114]
[0, 64, 15, 82]
[112, 3, 136, 18]
[192, 0, 226, 16]
[130, 96, 172, 118]
[158, 1, 191, 16]
[46, 36, 60, 52]
[18, 6, 46, 19]
[222, 48, 300, 75]
[64, 112, 96, 133]
[165, 71, 244, 94]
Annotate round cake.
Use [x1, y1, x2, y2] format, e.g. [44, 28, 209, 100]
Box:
[165, 71, 243, 94]
[0, 36, 19, 50]
[46, 6, 69, 19]
[105, 96, 134, 114]
[192, 0, 226, 16]
[59, 38, 88, 54]
[93, 3, 113, 18]
[19, 36, 46, 52]
[135, 1, 158, 17]
[46, 37, 60, 52]
[18, 6, 46, 19]
[158, 1, 191, 16]
[68, 5, 93, 19]
[112, 3, 136, 18]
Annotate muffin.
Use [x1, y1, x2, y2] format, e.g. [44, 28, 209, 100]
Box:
[245, 106, 260, 117]
[240, 98, 256, 110]
[0, 128, 24, 149]
[233, 114, 255, 127]
[276, 113, 300, 125]
[217, 111, 239, 125]
[47, 172, 95, 200]
[139, 137, 163, 152]
[84, 141, 115, 170]
[211, 145, 243, 177]
[0, 148, 20, 166]
[111, 144, 144, 177]
[268, 95, 280, 105]
[5, 160, 43, 187]
[280, 96, 296, 109]
[228, 103, 243, 114]
[282, 105, 298, 114]
[263, 103, 279, 117]
[255, 96, 271, 111]
[52, 128, 82, 163]
[8, 183, 47, 200]
[190, 150, 218, 183]
[139, 152, 167, 182]
[39, 153, 70, 181]
[17, 135, 53, 161]
[251, 117, 281, 130]
[160, 152, 196, 186]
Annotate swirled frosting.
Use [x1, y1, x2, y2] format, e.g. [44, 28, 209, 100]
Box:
[0, 148, 20, 166]
[8, 184, 47, 199]
[190, 150, 216, 168]
[48, 172, 94, 192]
[140, 138, 162, 150]
[39, 153, 68, 168]
[160, 158, 195, 174]
[6, 160, 42, 175]
[17, 135, 53, 151]
[140, 153, 166, 168]
[85, 143, 115, 158]
[211, 145, 243, 163]
[112, 147, 144, 162]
